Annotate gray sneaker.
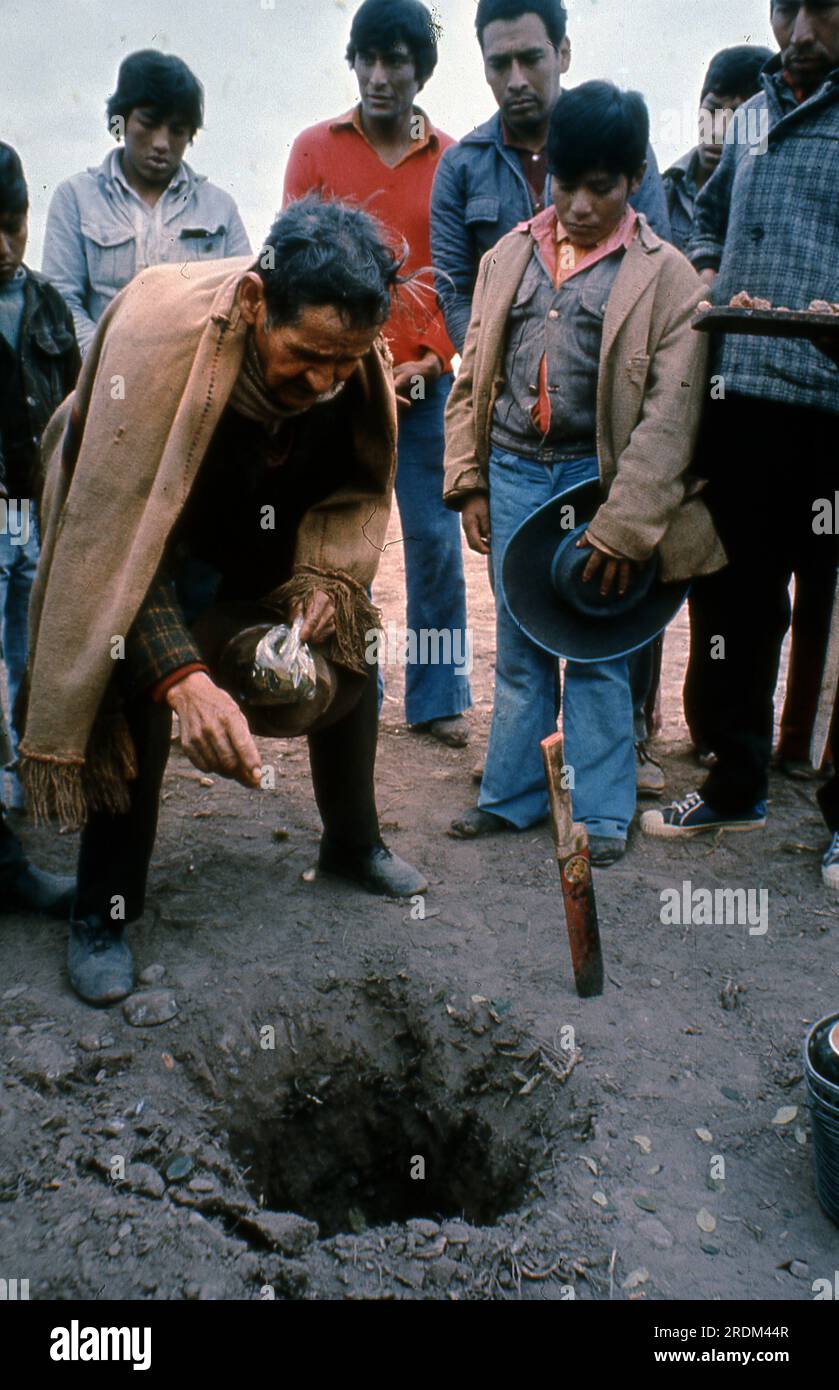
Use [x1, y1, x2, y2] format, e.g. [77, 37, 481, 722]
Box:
[68, 917, 134, 1005]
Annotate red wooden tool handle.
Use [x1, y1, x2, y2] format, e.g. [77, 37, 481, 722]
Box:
[541, 732, 604, 997]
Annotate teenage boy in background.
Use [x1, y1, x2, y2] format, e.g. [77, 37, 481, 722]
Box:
[443, 84, 724, 865]
[431, 0, 673, 793]
[663, 44, 772, 251]
[42, 49, 251, 354]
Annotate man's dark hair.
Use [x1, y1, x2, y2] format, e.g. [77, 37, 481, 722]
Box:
[701, 44, 773, 100]
[476, 0, 568, 49]
[257, 196, 406, 330]
[346, 0, 439, 84]
[0, 143, 28, 217]
[106, 50, 204, 137]
[547, 81, 649, 183]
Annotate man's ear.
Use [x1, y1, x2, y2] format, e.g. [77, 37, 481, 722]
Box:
[559, 36, 571, 75]
[629, 161, 647, 197]
[237, 272, 265, 326]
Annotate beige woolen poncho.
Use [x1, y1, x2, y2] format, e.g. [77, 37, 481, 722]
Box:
[20, 256, 397, 829]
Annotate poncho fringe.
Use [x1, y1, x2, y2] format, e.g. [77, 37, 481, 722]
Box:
[271, 565, 382, 675]
[21, 698, 138, 830]
[20, 567, 380, 830]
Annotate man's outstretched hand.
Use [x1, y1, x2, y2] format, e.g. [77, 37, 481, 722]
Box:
[166, 671, 262, 787]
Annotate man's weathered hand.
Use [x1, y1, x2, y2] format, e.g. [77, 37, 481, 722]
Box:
[576, 533, 638, 598]
[461, 494, 491, 555]
[167, 671, 262, 787]
[295, 590, 336, 644]
[699, 268, 718, 288]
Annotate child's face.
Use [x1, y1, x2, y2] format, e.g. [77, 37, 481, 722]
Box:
[698, 92, 748, 175]
[551, 168, 643, 249]
[0, 210, 28, 282]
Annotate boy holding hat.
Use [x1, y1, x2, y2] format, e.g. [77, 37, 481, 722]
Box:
[444, 81, 725, 863]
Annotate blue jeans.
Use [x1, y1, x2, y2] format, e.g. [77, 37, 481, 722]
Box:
[393, 373, 472, 725]
[629, 639, 656, 743]
[479, 447, 636, 837]
[0, 512, 38, 764]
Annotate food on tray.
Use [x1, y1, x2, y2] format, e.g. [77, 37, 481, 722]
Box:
[714, 293, 839, 314]
[693, 294, 839, 340]
[729, 291, 772, 309]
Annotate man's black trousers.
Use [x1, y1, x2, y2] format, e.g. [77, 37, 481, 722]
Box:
[684, 394, 838, 816]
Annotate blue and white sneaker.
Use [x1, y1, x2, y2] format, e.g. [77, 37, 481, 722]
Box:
[641, 791, 767, 839]
[823, 833, 839, 896]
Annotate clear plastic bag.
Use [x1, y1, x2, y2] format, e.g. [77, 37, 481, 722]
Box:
[251, 618, 318, 704]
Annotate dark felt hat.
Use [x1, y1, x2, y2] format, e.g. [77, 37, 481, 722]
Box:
[500, 479, 690, 662]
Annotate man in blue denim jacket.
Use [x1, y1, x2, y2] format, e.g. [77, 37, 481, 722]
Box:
[42, 50, 251, 354]
[430, 0, 672, 355]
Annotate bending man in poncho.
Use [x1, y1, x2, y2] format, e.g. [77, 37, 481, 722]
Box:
[21, 196, 426, 1004]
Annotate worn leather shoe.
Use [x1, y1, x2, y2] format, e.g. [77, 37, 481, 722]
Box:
[448, 807, 515, 839]
[635, 743, 665, 797]
[318, 841, 428, 897]
[1, 862, 76, 919]
[412, 716, 469, 748]
[588, 835, 627, 867]
[68, 916, 134, 1005]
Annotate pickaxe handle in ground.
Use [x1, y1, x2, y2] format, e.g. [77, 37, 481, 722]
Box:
[541, 730, 604, 998]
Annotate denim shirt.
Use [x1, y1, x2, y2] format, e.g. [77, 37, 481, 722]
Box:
[430, 109, 672, 352]
[42, 150, 252, 354]
[492, 247, 623, 461]
[662, 147, 701, 253]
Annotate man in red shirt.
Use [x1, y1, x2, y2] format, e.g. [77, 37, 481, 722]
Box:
[284, 0, 472, 749]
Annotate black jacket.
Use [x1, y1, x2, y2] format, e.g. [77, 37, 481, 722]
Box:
[0, 267, 80, 501]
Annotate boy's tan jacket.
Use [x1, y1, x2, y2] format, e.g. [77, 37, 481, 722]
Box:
[443, 217, 727, 582]
[20, 256, 396, 828]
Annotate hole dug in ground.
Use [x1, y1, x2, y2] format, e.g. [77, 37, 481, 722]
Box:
[218, 976, 569, 1239]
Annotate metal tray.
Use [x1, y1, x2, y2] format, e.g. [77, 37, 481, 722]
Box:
[692, 305, 839, 339]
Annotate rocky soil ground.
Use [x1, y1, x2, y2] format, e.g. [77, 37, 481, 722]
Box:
[1, 523, 838, 1301]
